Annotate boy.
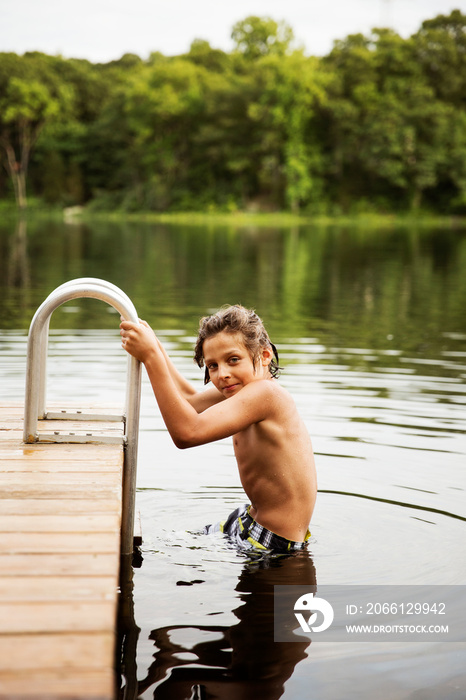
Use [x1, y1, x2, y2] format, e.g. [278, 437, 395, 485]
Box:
[120, 305, 317, 554]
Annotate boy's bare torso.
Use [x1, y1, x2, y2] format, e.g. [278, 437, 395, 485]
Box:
[231, 381, 316, 542]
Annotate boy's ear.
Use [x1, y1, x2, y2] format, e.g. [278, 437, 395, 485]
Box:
[261, 346, 273, 366]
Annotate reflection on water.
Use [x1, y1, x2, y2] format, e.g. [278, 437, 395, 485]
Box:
[5, 218, 30, 291]
[1, 218, 466, 350]
[131, 552, 316, 700]
[1, 218, 466, 699]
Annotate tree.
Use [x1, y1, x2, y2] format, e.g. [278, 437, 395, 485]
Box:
[246, 52, 327, 211]
[186, 40, 232, 73]
[91, 56, 210, 210]
[231, 16, 295, 61]
[413, 10, 466, 107]
[0, 53, 74, 209]
[322, 29, 452, 210]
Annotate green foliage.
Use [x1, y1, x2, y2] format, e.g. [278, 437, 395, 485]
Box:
[0, 10, 465, 214]
[322, 21, 463, 210]
[413, 10, 466, 107]
[231, 16, 295, 60]
[0, 52, 76, 208]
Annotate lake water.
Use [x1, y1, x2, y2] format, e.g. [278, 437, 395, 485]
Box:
[1, 217, 466, 699]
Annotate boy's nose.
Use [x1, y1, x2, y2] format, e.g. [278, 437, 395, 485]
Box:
[218, 363, 231, 378]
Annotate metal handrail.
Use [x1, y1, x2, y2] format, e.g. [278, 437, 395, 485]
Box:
[37, 278, 138, 418]
[23, 278, 142, 556]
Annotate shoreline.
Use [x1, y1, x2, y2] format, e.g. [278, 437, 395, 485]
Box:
[1, 202, 465, 229]
[81, 210, 466, 228]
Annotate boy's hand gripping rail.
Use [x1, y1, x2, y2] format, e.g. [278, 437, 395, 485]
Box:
[23, 278, 142, 556]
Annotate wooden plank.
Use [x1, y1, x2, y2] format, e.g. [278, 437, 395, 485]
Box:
[0, 429, 124, 441]
[0, 442, 124, 461]
[0, 514, 120, 532]
[0, 484, 122, 499]
[0, 419, 123, 430]
[0, 499, 120, 515]
[0, 531, 120, 554]
[0, 460, 122, 472]
[0, 577, 118, 602]
[0, 553, 117, 576]
[0, 404, 122, 418]
[0, 670, 114, 698]
[0, 472, 122, 485]
[0, 601, 116, 633]
[0, 633, 114, 671]
[0, 429, 24, 439]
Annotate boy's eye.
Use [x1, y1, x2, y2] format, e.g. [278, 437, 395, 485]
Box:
[229, 357, 240, 363]
[207, 363, 217, 371]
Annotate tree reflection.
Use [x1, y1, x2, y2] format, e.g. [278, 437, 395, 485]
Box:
[7, 217, 30, 290]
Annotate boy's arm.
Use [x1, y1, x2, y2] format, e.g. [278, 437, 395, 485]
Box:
[120, 320, 273, 448]
[120, 320, 224, 413]
[143, 350, 273, 448]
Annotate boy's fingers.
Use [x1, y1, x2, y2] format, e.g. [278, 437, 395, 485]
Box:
[120, 320, 149, 335]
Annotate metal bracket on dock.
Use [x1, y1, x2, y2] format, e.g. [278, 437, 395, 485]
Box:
[38, 432, 127, 445]
[45, 409, 125, 422]
[23, 277, 142, 556]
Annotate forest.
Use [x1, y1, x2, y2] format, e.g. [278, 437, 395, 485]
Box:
[0, 10, 465, 215]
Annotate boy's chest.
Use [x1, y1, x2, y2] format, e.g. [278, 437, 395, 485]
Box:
[233, 422, 264, 461]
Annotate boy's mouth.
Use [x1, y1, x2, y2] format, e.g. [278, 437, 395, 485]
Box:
[223, 383, 239, 393]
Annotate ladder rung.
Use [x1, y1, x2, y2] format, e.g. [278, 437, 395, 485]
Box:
[36, 432, 126, 445]
[45, 410, 125, 422]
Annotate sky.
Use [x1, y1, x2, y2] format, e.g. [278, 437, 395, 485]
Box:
[1, 0, 465, 63]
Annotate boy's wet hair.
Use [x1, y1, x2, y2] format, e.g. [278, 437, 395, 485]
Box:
[194, 305, 281, 385]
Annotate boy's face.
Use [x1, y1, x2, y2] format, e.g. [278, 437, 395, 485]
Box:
[202, 331, 272, 398]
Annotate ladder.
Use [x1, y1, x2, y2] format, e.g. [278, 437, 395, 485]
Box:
[23, 277, 142, 556]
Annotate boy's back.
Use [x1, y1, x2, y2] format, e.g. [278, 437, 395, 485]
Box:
[232, 378, 316, 542]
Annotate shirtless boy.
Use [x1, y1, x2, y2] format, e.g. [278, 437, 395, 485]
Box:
[120, 305, 317, 554]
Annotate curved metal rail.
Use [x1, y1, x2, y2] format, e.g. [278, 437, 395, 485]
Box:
[37, 277, 138, 419]
[23, 278, 142, 556]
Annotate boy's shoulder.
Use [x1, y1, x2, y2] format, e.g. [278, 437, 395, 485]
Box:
[243, 378, 292, 405]
[239, 379, 297, 429]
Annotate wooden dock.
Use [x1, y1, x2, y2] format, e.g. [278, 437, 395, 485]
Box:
[0, 403, 125, 699]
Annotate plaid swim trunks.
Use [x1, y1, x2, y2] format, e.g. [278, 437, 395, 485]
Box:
[204, 503, 311, 554]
